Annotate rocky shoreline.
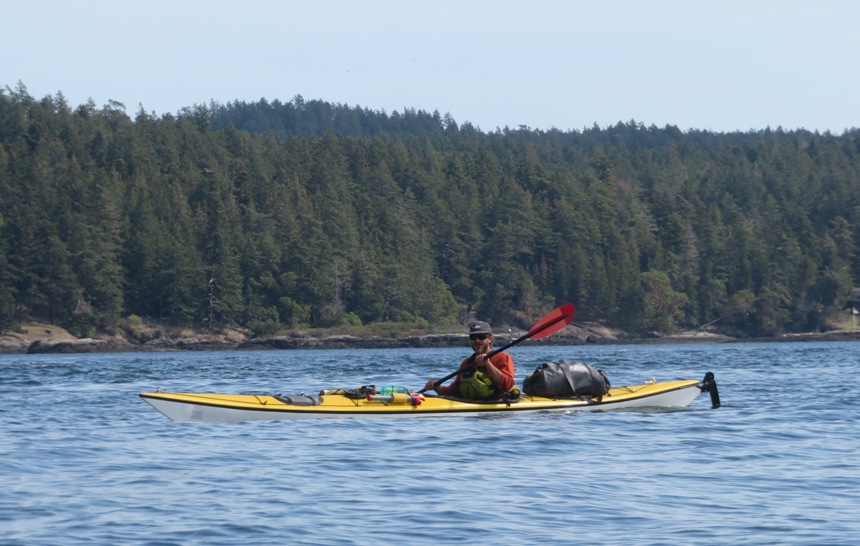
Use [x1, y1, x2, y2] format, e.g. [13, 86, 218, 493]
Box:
[2, 321, 859, 355]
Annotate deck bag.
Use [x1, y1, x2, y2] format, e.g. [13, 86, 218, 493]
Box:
[523, 361, 611, 399]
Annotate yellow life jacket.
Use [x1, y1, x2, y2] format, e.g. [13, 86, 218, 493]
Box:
[459, 370, 496, 400]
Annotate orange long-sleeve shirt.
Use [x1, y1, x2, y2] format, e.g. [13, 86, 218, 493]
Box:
[436, 352, 515, 397]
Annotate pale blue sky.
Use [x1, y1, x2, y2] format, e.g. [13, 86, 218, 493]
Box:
[3, 0, 858, 133]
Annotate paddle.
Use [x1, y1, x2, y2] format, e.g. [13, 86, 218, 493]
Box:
[419, 303, 575, 394]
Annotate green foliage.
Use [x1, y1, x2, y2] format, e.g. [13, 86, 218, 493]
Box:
[250, 320, 281, 338]
[640, 270, 690, 332]
[1, 86, 859, 338]
[125, 314, 144, 339]
[335, 312, 362, 327]
[63, 309, 97, 338]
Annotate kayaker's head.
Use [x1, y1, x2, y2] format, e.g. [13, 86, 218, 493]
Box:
[468, 320, 493, 352]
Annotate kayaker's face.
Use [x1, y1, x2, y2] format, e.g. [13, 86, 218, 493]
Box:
[469, 333, 492, 353]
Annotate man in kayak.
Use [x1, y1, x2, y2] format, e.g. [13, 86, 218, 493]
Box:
[423, 321, 515, 399]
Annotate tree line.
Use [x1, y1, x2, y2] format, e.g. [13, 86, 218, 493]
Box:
[1, 83, 858, 337]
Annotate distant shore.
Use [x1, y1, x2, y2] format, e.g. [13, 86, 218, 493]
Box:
[2, 321, 859, 355]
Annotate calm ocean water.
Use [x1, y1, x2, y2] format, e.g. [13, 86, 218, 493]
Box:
[1, 341, 858, 545]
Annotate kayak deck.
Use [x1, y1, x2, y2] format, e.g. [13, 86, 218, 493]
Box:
[140, 374, 719, 422]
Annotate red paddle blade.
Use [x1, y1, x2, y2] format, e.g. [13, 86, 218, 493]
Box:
[527, 303, 575, 339]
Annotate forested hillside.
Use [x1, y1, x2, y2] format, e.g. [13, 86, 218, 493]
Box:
[1, 83, 859, 338]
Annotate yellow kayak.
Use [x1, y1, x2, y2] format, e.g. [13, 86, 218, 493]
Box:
[140, 373, 719, 422]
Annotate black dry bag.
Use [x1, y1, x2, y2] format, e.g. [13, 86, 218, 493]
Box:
[523, 361, 611, 398]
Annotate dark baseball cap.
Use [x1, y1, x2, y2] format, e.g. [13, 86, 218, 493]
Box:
[468, 321, 492, 335]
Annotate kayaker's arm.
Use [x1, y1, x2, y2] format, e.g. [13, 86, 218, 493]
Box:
[424, 356, 475, 395]
[423, 376, 459, 395]
[477, 352, 515, 392]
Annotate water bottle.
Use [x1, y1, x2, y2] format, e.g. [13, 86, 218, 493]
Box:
[378, 386, 407, 395]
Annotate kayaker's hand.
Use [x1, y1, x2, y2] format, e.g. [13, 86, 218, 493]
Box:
[423, 379, 439, 392]
[474, 353, 488, 370]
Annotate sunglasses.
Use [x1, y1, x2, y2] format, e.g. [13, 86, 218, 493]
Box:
[469, 333, 490, 341]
